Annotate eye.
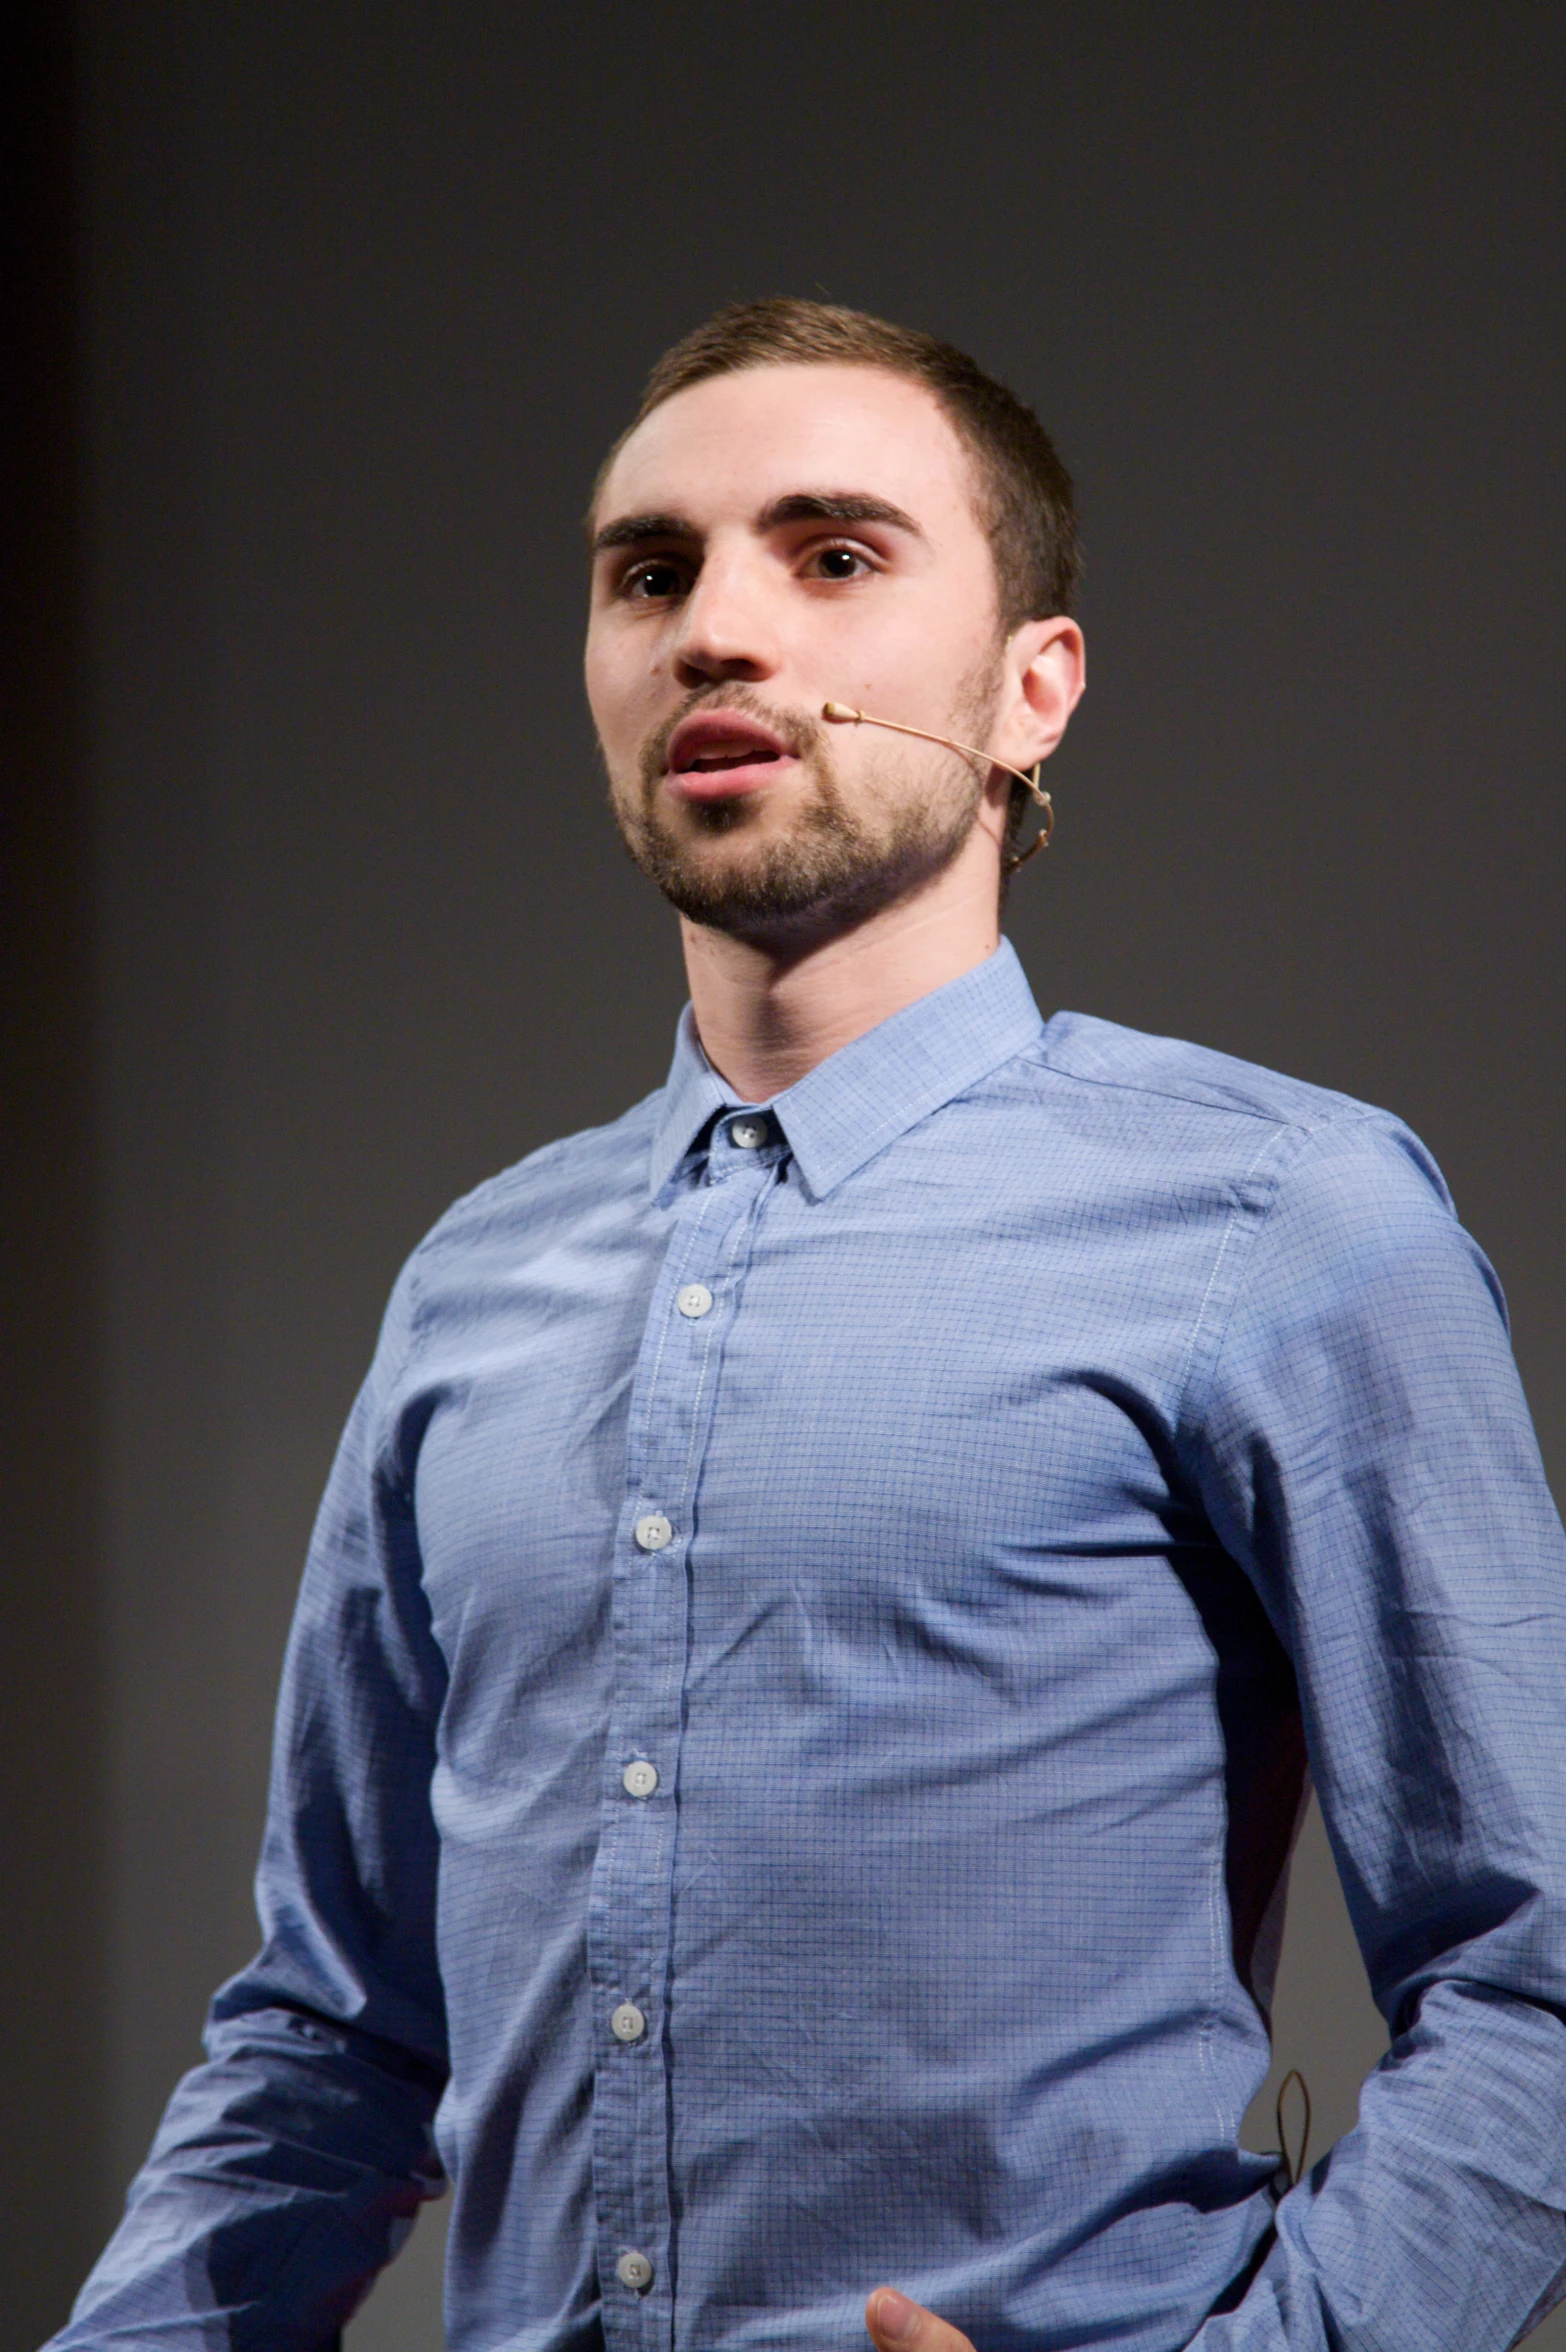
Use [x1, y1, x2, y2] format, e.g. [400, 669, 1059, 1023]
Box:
[621, 557, 688, 602]
[806, 543, 874, 583]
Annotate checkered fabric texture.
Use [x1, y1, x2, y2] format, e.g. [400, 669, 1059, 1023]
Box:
[55, 943, 1566, 2352]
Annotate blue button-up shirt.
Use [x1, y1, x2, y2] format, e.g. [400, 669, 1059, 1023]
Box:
[57, 942, 1566, 2352]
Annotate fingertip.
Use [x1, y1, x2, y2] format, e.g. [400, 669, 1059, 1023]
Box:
[868, 2286, 920, 2344]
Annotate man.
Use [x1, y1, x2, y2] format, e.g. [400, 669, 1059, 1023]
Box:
[54, 301, 1566, 2351]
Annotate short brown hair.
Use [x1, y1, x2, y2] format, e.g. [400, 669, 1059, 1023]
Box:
[600, 297, 1080, 632]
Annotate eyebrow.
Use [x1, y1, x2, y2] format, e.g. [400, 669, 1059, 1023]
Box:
[757, 491, 924, 536]
[591, 511, 693, 555]
[590, 489, 925, 558]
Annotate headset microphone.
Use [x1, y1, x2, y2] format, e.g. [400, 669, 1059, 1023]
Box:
[821, 702, 1054, 869]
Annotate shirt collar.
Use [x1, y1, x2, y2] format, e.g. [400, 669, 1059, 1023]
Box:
[647, 937, 1045, 1202]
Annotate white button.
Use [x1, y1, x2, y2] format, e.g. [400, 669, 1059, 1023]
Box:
[617, 2250, 654, 2292]
[677, 1282, 713, 1318]
[634, 1512, 672, 1551]
[622, 1759, 659, 1798]
[730, 1116, 768, 1149]
[611, 2000, 646, 2043]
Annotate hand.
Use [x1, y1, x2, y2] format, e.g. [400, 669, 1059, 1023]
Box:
[865, 2287, 976, 2352]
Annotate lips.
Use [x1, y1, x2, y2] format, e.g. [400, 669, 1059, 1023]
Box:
[665, 711, 796, 801]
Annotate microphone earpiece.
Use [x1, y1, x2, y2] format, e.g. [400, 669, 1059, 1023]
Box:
[821, 702, 1053, 869]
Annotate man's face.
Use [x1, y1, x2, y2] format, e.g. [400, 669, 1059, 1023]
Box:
[585, 363, 1012, 941]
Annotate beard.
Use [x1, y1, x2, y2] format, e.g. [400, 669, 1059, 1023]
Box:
[607, 669, 1000, 943]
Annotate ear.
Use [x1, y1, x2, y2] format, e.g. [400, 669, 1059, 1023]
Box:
[997, 616, 1085, 773]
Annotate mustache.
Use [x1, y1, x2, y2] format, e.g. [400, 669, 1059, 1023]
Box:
[641, 686, 823, 782]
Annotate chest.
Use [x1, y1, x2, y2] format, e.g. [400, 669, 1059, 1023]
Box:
[406, 1156, 1228, 1701]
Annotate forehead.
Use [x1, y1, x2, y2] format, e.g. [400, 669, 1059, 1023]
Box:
[595, 362, 982, 538]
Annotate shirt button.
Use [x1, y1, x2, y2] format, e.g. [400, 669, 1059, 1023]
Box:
[611, 2001, 647, 2043]
[622, 1760, 659, 1798]
[617, 2250, 655, 2293]
[634, 1512, 673, 1551]
[677, 1281, 714, 1318]
[730, 1116, 769, 1149]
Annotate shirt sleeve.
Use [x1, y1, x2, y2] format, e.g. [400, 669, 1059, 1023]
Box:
[1183, 1112, 1566, 2351]
[49, 1258, 451, 2351]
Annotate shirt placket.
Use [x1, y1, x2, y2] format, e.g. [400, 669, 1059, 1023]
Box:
[588, 1112, 783, 2352]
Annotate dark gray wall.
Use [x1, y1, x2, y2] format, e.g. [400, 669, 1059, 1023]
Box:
[8, 5, 1562, 2346]
[3, 8, 107, 2341]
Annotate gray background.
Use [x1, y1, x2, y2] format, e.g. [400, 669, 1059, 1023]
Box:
[5, 4, 1563, 2346]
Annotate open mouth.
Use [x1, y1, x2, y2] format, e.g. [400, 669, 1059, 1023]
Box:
[665, 711, 797, 800]
[683, 747, 782, 775]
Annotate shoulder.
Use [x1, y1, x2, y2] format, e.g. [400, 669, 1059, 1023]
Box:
[410, 1087, 665, 1268]
[1033, 1009, 1390, 1136]
[362, 1090, 666, 1380]
[1022, 1009, 1462, 1248]
[1035, 1010, 1442, 1181]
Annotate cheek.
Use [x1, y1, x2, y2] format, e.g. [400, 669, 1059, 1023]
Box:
[827, 604, 994, 719]
[583, 638, 644, 755]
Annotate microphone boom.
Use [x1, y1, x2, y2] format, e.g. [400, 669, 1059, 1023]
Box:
[821, 702, 1053, 867]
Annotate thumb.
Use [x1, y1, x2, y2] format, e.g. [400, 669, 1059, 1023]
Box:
[865, 2287, 977, 2352]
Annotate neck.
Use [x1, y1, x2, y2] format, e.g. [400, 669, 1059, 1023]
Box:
[680, 828, 1003, 1102]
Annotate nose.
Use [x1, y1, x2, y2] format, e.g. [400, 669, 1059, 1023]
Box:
[670, 546, 779, 689]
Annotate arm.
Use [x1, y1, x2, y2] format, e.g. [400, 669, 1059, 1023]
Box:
[867, 1114, 1566, 2352]
[51, 1265, 450, 2350]
[1182, 1113, 1566, 2350]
